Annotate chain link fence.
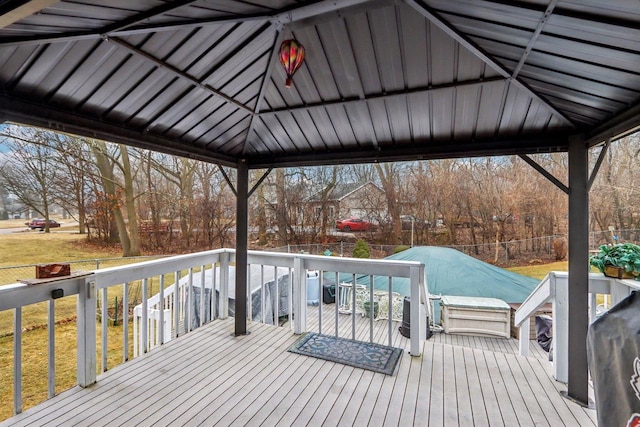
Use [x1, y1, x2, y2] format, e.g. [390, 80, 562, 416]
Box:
[268, 229, 640, 264]
[0, 256, 167, 287]
[2, 229, 639, 335]
[0, 256, 168, 337]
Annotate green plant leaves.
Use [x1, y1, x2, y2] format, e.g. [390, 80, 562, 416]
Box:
[589, 243, 640, 277]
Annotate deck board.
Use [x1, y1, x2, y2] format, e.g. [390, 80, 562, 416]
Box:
[1, 311, 596, 427]
[463, 347, 490, 426]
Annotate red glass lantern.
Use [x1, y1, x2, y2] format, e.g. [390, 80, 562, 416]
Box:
[278, 39, 305, 88]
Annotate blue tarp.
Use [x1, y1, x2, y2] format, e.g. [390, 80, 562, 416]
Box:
[325, 246, 537, 303]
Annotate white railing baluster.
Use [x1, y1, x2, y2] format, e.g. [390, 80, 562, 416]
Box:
[123, 282, 129, 362]
[101, 287, 108, 372]
[14, 307, 22, 415]
[142, 278, 148, 354]
[318, 272, 323, 334]
[288, 267, 293, 330]
[589, 293, 597, 324]
[158, 276, 164, 346]
[274, 266, 279, 326]
[554, 274, 569, 383]
[351, 273, 356, 340]
[47, 299, 55, 399]
[211, 264, 217, 321]
[519, 317, 531, 356]
[200, 265, 205, 327]
[369, 275, 374, 343]
[261, 265, 265, 324]
[173, 271, 180, 339]
[388, 277, 393, 347]
[149, 310, 155, 350]
[335, 272, 339, 337]
[220, 253, 229, 318]
[247, 265, 251, 321]
[187, 268, 193, 333]
[133, 307, 138, 358]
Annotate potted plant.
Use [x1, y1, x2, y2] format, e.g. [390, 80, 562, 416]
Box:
[590, 243, 640, 279]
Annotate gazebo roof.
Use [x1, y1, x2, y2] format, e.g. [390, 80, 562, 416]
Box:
[0, 0, 639, 168]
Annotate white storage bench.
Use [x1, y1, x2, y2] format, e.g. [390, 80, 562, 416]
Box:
[441, 295, 511, 338]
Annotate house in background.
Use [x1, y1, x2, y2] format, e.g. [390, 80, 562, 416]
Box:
[305, 181, 386, 226]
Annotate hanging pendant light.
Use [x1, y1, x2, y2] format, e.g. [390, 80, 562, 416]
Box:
[278, 38, 305, 88]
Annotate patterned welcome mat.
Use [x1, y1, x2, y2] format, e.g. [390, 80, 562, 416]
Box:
[288, 333, 403, 375]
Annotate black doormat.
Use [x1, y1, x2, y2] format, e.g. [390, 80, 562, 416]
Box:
[288, 333, 403, 375]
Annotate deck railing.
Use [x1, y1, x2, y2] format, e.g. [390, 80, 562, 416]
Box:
[0, 248, 427, 417]
[514, 271, 640, 383]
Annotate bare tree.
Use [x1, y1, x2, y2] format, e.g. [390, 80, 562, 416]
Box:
[0, 127, 59, 232]
[48, 133, 94, 234]
[253, 170, 269, 246]
[149, 155, 197, 244]
[90, 140, 141, 256]
[195, 164, 235, 248]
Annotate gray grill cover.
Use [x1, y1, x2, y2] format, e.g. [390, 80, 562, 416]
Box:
[587, 291, 640, 427]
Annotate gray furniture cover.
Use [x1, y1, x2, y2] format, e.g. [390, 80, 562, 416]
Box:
[587, 291, 640, 427]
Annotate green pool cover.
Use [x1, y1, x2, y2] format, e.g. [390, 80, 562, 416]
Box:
[330, 246, 537, 303]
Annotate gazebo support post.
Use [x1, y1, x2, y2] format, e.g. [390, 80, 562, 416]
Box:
[235, 159, 249, 336]
[567, 135, 590, 404]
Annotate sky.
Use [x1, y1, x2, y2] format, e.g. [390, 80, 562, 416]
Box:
[0, 123, 13, 153]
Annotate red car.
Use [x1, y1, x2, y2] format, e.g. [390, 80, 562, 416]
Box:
[336, 218, 375, 231]
[26, 218, 61, 230]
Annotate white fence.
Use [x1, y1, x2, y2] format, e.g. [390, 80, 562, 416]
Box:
[0, 248, 427, 417]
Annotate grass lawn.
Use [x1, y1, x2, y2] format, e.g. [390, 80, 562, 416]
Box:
[0, 321, 132, 422]
[0, 233, 126, 337]
[0, 231, 122, 268]
[507, 261, 568, 280]
[0, 232, 132, 421]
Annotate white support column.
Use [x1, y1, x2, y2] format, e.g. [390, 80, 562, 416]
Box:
[77, 279, 96, 387]
[293, 256, 307, 334]
[410, 265, 422, 356]
[418, 264, 427, 340]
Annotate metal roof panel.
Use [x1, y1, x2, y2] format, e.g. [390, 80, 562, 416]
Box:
[0, 0, 638, 166]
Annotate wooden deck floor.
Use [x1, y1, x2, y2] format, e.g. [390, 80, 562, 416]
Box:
[2, 310, 596, 426]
